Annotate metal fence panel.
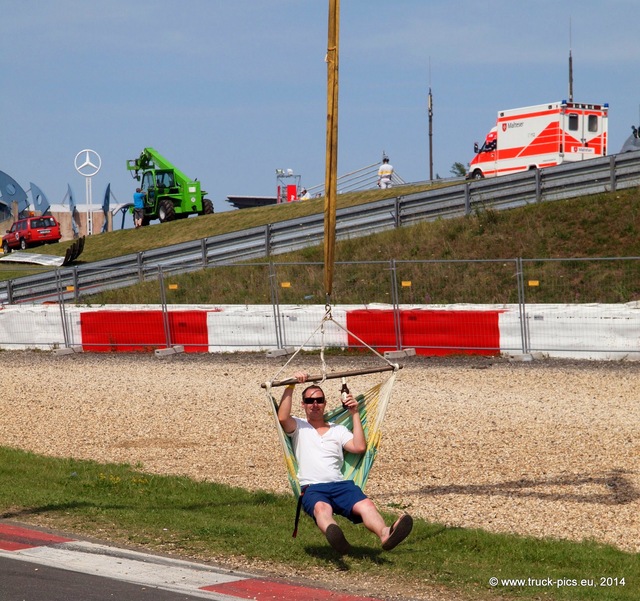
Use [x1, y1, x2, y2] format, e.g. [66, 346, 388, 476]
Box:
[520, 257, 640, 357]
[1, 257, 640, 357]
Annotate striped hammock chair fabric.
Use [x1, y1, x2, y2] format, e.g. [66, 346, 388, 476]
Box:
[266, 369, 398, 497]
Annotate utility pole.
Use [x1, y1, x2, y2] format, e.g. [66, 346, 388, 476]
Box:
[428, 59, 434, 181]
[323, 0, 339, 300]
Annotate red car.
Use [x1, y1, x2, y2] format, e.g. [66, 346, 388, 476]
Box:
[2, 215, 62, 253]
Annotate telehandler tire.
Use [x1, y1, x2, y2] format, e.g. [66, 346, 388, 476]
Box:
[158, 199, 176, 222]
[202, 198, 214, 214]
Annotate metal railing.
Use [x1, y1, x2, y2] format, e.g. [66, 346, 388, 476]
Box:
[306, 162, 406, 197]
[1, 150, 640, 305]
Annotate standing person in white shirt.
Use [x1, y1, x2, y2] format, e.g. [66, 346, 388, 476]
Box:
[277, 372, 413, 554]
[377, 156, 394, 189]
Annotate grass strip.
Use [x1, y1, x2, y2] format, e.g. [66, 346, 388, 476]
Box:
[0, 447, 636, 600]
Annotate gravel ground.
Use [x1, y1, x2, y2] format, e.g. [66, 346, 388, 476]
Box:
[1, 352, 638, 562]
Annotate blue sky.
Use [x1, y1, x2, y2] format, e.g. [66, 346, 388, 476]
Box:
[1, 0, 638, 215]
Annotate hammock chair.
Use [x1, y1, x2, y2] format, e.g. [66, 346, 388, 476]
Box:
[262, 306, 402, 499]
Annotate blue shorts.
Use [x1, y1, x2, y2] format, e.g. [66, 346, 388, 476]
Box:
[301, 480, 368, 524]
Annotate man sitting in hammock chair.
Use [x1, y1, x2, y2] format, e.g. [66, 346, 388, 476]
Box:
[278, 371, 413, 554]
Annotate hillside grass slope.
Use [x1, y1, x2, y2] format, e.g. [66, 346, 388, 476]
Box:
[79, 186, 640, 305]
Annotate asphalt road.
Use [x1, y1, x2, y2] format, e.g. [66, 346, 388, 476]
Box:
[0, 522, 384, 601]
[0, 556, 211, 601]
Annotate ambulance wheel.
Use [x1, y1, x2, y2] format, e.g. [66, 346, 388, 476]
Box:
[472, 170, 484, 180]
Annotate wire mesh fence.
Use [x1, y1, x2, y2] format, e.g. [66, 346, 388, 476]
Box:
[0, 257, 639, 358]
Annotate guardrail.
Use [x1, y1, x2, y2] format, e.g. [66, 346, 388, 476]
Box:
[2, 150, 640, 304]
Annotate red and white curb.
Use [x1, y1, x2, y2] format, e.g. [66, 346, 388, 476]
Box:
[0, 523, 384, 601]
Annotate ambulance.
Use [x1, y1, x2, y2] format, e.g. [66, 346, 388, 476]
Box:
[467, 100, 608, 179]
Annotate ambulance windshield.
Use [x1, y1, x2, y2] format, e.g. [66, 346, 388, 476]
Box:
[481, 128, 497, 152]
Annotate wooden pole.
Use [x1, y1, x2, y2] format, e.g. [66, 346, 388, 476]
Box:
[262, 364, 400, 389]
[323, 0, 339, 301]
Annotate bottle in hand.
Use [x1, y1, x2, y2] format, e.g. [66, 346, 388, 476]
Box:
[341, 377, 349, 408]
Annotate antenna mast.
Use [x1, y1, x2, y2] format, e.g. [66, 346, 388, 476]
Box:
[428, 58, 434, 181]
[568, 18, 574, 102]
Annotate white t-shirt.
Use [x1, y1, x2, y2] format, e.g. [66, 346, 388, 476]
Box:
[289, 417, 354, 486]
[378, 163, 394, 179]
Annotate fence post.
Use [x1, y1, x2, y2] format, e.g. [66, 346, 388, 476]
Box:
[390, 259, 403, 350]
[137, 251, 144, 283]
[158, 266, 172, 349]
[268, 261, 284, 349]
[609, 155, 617, 192]
[535, 168, 542, 203]
[73, 266, 80, 303]
[515, 257, 530, 354]
[55, 268, 70, 349]
[201, 238, 208, 267]
[394, 196, 402, 228]
[6, 280, 13, 305]
[464, 183, 471, 215]
[265, 223, 272, 257]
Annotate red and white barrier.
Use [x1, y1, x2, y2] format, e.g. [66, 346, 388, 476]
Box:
[0, 303, 638, 360]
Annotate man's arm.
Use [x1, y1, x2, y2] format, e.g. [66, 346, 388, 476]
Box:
[342, 394, 366, 454]
[278, 385, 297, 434]
[277, 372, 307, 434]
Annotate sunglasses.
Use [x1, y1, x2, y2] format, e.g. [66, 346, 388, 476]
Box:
[302, 396, 326, 405]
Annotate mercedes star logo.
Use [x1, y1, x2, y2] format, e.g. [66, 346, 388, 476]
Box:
[74, 149, 102, 177]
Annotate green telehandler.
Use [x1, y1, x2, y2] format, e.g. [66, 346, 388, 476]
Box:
[126, 148, 214, 225]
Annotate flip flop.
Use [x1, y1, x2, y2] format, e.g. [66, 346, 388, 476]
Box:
[325, 523, 351, 554]
[381, 514, 413, 551]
